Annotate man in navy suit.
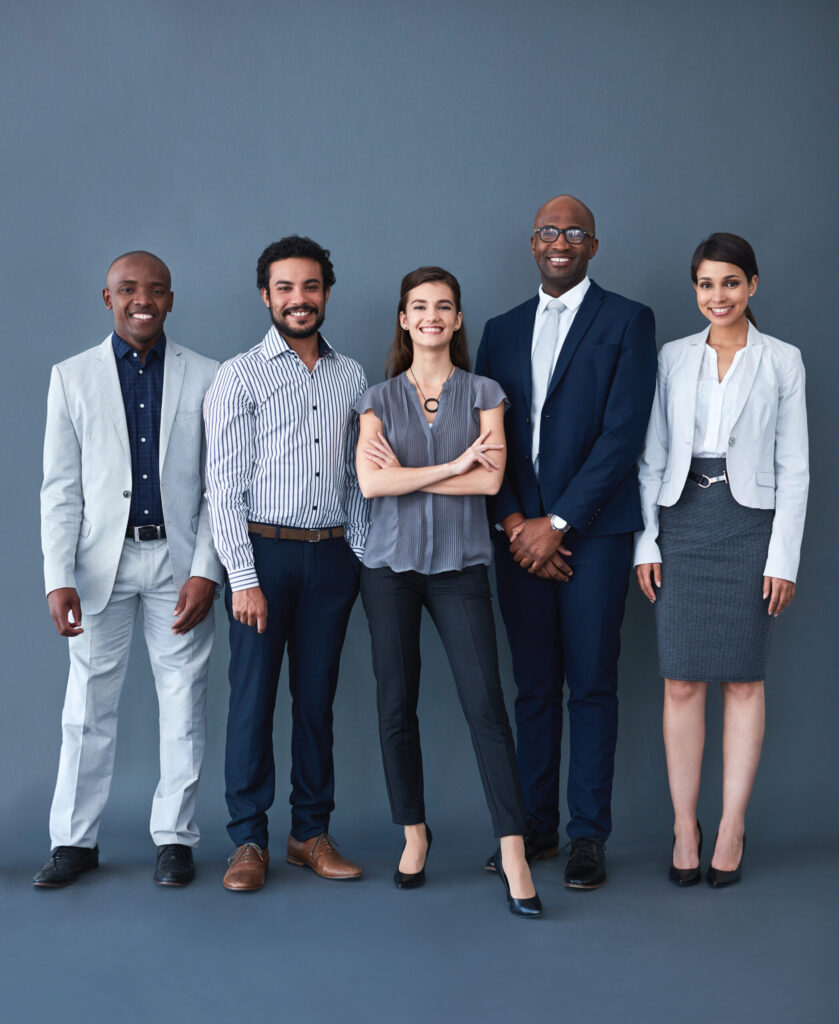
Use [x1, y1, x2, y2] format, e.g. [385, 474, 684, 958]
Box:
[476, 195, 656, 888]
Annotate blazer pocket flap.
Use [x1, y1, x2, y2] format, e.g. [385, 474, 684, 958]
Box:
[756, 471, 775, 487]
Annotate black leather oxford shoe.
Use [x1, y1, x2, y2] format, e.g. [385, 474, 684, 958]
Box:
[33, 845, 99, 888]
[564, 837, 606, 889]
[154, 844, 195, 886]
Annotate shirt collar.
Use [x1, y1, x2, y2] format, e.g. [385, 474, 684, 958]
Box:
[112, 331, 166, 362]
[537, 276, 590, 315]
[262, 324, 333, 359]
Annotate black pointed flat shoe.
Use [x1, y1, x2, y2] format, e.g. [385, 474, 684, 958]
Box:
[494, 847, 542, 918]
[394, 824, 432, 889]
[669, 821, 703, 887]
[707, 833, 746, 888]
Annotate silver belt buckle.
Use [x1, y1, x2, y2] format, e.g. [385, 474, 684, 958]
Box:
[698, 474, 712, 489]
[307, 529, 321, 542]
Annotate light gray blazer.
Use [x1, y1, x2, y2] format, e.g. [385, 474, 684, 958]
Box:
[41, 335, 223, 615]
[634, 322, 809, 582]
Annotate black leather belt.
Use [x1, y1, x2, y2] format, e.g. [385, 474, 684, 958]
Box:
[126, 524, 167, 541]
[688, 470, 728, 488]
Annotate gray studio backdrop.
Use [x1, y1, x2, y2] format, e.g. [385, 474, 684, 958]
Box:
[1, 0, 836, 856]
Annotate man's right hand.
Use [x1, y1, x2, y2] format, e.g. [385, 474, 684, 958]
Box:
[48, 587, 83, 637]
[232, 586, 268, 634]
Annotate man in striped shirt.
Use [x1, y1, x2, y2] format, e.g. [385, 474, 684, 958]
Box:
[204, 236, 369, 892]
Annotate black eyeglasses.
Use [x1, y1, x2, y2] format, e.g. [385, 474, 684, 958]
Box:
[533, 226, 592, 245]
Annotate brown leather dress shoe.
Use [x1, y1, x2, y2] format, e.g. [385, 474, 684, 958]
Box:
[286, 833, 362, 880]
[223, 843, 269, 891]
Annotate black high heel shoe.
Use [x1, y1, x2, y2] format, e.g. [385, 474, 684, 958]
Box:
[394, 824, 432, 889]
[707, 833, 746, 888]
[494, 847, 542, 919]
[669, 821, 703, 887]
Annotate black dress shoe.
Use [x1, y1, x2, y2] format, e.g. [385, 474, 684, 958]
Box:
[154, 844, 195, 886]
[564, 837, 606, 889]
[485, 826, 559, 871]
[494, 847, 542, 919]
[394, 825, 432, 889]
[669, 821, 703, 887]
[33, 845, 99, 888]
[707, 834, 746, 888]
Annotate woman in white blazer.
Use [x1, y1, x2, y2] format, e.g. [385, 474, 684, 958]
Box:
[634, 233, 808, 888]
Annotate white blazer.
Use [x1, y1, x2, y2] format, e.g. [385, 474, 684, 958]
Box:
[41, 335, 224, 614]
[634, 322, 809, 582]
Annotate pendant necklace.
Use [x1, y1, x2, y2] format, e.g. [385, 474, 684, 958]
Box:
[409, 365, 454, 413]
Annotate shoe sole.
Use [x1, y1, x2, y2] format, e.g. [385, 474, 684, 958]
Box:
[286, 856, 362, 879]
[222, 877, 266, 891]
[33, 861, 99, 888]
[485, 847, 558, 872]
[564, 878, 606, 890]
[154, 876, 195, 887]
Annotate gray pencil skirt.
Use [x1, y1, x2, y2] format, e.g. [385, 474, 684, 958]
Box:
[655, 457, 775, 683]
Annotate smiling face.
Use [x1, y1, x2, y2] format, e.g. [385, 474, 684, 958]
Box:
[103, 253, 173, 351]
[260, 257, 329, 341]
[693, 260, 757, 329]
[399, 281, 462, 355]
[531, 195, 598, 296]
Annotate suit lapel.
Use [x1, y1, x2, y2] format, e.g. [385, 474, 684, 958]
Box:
[159, 340, 185, 472]
[727, 323, 764, 428]
[96, 335, 129, 454]
[680, 334, 706, 441]
[545, 281, 606, 400]
[515, 296, 540, 413]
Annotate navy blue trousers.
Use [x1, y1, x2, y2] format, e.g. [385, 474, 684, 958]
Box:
[224, 535, 360, 847]
[492, 530, 633, 842]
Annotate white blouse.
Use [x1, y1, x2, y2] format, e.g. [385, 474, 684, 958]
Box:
[692, 340, 750, 456]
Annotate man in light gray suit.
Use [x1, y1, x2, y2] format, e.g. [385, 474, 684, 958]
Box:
[35, 251, 223, 888]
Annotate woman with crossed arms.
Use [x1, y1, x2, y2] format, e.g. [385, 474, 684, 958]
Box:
[354, 266, 541, 918]
[635, 233, 808, 887]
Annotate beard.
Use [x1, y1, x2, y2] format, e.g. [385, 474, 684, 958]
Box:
[271, 305, 326, 341]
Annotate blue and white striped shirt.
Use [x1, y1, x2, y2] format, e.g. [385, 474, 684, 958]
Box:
[203, 326, 370, 591]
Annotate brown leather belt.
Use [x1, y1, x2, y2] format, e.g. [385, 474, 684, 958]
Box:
[247, 522, 345, 542]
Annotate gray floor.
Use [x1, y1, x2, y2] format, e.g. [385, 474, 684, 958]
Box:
[3, 815, 836, 1024]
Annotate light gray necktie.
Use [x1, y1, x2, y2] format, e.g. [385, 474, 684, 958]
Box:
[531, 298, 566, 468]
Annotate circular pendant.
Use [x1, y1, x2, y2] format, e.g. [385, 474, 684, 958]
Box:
[424, 398, 439, 413]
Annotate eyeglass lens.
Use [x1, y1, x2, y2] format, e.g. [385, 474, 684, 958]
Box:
[535, 226, 588, 244]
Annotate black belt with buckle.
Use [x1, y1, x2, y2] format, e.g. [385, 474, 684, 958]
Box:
[688, 470, 728, 489]
[126, 524, 167, 541]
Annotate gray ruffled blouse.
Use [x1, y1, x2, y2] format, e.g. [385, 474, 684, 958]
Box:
[353, 369, 508, 573]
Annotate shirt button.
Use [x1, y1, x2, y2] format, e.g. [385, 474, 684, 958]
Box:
[123, 490, 131, 498]
[313, 404, 317, 410]
[729, 436, 736, 446]
[144, 509, 149, 515]
[133, 352, 138, 358]
[140, 403, 145, 408]
[314, 438, 319, 443]
[142, 474, 148, 479]
[313, 505, 318, 511]
[140, 437, 146, 443]
[139, 370, 144, 375]
[315, 471, 320, 477]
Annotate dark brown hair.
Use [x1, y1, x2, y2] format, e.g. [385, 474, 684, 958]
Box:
[690, 232, 759, 326]
[385, 266, 472, 379]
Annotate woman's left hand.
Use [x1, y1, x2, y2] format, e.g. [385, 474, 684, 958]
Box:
[763, 576, 796, 616]
[364, 431, 402, 469]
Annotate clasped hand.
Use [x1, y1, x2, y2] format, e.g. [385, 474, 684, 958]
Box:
[503, 514, 573, 581]
[363, 429, 503, 475]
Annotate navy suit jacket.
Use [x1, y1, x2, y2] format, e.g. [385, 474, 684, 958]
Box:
[475, 280, 657, 536]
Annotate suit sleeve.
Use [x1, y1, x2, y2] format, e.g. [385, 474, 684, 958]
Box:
[763, 348, 809, 581]
[476, 320, 523, 524]
[633, 349, 670, 565]
[189, 361, 225, 585]
[41, 365, 83, 595]
[549, 305, 657, 531]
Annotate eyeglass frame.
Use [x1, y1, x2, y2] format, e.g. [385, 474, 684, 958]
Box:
[532, 225, 594, 245]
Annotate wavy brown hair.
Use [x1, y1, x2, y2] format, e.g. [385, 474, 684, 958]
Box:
[385, 266, 472, 379]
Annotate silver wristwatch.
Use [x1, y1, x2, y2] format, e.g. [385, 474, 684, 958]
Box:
[548, 514, 569, 533]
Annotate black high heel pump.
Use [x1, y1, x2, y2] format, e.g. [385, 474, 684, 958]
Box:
[494, 846, 542, 919]
[669, 821, 703, 887]
[394, 824, 432, 889]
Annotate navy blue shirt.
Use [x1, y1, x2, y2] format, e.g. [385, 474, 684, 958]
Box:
[112, 332, 165, 527]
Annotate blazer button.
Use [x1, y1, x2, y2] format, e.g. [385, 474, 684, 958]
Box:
[728, 436, 736, 446]
[123, 490, 131, 498]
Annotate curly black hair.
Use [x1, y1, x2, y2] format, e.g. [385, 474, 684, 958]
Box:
[256, 236, 336, 293]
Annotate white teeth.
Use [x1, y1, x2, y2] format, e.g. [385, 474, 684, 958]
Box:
[131, 313, 153, 319]
[549, 257, 570, 263]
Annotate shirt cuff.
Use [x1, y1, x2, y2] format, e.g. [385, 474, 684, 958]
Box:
[228, 566, 260, 591]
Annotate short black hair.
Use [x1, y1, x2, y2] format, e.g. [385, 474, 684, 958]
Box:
[256, 236, 336, 293]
